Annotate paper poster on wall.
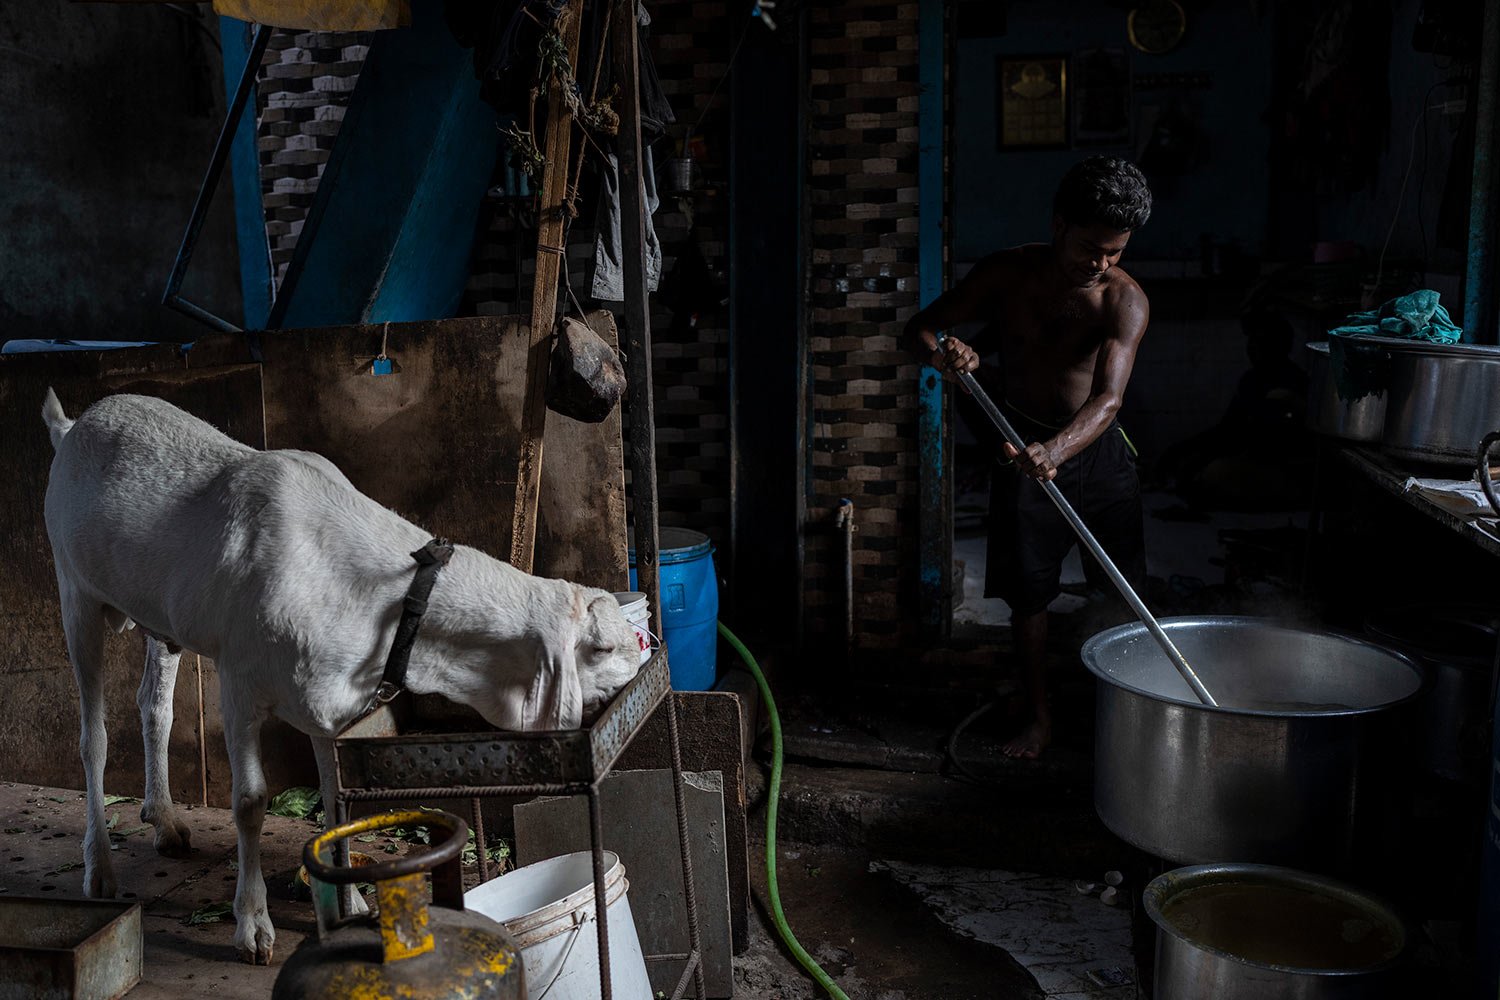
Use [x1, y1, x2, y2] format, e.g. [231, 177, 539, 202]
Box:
[1072, 47, 1133, 148]
[997, 55, 1068, 150]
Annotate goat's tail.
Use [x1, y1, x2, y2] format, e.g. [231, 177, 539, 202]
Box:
[42, 388, 74, 450]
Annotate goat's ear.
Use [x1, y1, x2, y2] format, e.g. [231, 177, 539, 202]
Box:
[522, 633, 583, 731]
[581, 592, 615, 642]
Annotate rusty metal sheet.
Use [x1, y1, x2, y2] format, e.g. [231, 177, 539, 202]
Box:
[535, 310, 629, 592]
[616, 690, 751, 955]
[0, 896, 142, 1000]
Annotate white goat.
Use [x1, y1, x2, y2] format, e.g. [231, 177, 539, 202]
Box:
[41, 390, 642, 964]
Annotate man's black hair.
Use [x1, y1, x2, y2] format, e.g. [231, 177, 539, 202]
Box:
[1053, 157, 1152, 232]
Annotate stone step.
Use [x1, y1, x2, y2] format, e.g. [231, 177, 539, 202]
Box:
[759, 761, 1133, 879]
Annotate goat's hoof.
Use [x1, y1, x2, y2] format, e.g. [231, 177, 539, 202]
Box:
[152, 821, 192, 858]
[83, 869, 117, 899]
[234, 914, 275, 966]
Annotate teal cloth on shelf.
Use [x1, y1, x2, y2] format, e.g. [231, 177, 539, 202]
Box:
[1326, 289, 1461, 402]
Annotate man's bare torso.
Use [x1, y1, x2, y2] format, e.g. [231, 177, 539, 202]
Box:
[975, 244, 1140, 422]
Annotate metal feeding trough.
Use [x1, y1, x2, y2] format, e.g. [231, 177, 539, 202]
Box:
[0, 896, 142, 1000]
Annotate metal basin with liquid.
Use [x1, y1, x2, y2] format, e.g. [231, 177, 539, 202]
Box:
[1083, 618, 1423, 871]
[1145, 863, 1406, 999]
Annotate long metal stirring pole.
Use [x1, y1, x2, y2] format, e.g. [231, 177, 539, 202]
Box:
[937, 335, 1218, 706]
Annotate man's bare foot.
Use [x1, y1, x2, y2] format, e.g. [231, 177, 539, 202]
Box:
[1002, 716, 1052, 760]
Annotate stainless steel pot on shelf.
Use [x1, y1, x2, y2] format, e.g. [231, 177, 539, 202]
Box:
[1306, 341, 1386, 443]
[1378, 339, 1500, 466]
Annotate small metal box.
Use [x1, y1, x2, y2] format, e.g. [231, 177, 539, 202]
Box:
[0, 896, 143, 1000]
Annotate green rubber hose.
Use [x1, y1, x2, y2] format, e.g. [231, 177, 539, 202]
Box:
[717, 621, 851, 1000]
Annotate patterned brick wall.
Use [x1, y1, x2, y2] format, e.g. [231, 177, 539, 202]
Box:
[256, 30, 369, 289]
[803, 1, 923, 648]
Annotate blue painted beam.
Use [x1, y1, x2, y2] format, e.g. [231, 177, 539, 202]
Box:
[917, 0, 949, 634]
[219, 17, 273, 330]
[269, 0, 498, 328]
[1464, 0, 1500, 344]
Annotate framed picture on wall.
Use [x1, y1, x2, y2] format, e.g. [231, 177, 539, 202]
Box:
[997, 54, 1069, 150]
[1072, 47, 1132, 147]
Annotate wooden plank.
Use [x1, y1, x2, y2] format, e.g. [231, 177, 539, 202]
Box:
[613, 0, 663, 639]
[535, 310, 629, 591]
[211, 0, 408, 31]
[511, 0, 586, 573]
[246, 317, 527, 555]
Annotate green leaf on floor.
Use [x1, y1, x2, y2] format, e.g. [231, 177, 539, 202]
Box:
[183, 901, 234, 926]
[102, 795, 136, 806]
[47, 861, 83, 876]
[112, 825, 150, 839]
[461, 830, 512, 868]
[2, 828, 21, 835]
[46, 796, 69, 803]
[106, 812, 119, 831]
[356, 833, 380, 843]
[266, 787, 321, 819]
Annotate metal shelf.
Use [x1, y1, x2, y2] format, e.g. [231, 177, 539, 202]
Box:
[330, 647, 701, 1000]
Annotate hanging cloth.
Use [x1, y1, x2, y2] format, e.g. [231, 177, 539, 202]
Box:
[592, 145, 662, 301]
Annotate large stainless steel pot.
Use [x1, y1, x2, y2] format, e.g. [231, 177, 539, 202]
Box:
[1380, 340, 1500, 465]
[1306, 342, 1386, 442]
[1145, 863, 1406, 999]
[1083, 618, 1423, 871]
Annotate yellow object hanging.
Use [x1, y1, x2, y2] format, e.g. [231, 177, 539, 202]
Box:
[212, 0, 410, 32]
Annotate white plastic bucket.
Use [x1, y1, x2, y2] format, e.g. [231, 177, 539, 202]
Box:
[612, 591, 653, 664]
[464, 851, 651, 1000]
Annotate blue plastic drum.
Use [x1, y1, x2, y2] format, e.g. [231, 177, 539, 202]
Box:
[629, 527, 718, 691]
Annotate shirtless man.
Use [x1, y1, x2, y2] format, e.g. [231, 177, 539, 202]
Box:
[905, 157, 1153, 759]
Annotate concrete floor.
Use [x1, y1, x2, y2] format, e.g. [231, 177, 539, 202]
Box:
[0, 781, 312, 999]
[0, 777, 1078, 999]
[2, 780, 958, 1000]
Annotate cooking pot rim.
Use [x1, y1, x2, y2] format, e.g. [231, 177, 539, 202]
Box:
[1341, 333, 1500, 359]
[1363, 603, 1499, 666]
[1080, 616, 1426, 717]
[1142, 862, 1408, 977]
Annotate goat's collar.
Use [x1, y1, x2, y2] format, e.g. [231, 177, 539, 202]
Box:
[367, 538, 455, 714]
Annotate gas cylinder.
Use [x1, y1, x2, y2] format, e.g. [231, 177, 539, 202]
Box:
[273, 808, 524, 1000]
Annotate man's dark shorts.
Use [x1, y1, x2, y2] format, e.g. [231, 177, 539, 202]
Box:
[984, 406, 1146, 617]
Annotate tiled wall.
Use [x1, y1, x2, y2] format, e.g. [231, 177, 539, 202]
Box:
[803, 1, 924, 648]
[256, 30, 369, 288]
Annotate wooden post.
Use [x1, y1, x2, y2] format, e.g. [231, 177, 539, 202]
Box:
[511, 0, 585, 572]
[613, 0, 664, 641]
